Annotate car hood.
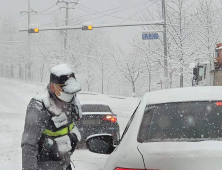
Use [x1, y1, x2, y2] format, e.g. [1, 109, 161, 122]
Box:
[137, 141, 222, 170]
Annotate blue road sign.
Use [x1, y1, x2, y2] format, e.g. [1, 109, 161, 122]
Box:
[142, 33, 159, 40]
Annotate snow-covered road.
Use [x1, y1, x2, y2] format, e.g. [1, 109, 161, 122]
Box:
[0, 78, 140, 170]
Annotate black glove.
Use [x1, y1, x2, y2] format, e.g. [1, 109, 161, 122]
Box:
[38, 137, 63, 162]
[68, 133, 78, 153]
[71, 105, 80, 121]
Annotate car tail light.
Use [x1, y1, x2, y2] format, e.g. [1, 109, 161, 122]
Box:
[216, 102, 222, 106]
[103, 115, 117, 122]
[115, 168, 160, 170]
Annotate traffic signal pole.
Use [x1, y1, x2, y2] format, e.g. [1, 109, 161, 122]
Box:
[19, 21, 164, 31]
[162, 0, 169, 88]
[65, 2, 69, 50]
[28, 0, 30, 29]
[28, 0, 31, 49]
[19, 0, 37, 81]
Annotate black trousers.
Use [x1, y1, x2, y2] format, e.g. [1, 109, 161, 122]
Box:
[67, 164, 72, 170]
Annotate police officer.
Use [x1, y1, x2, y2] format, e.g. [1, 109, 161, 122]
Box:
[22, 64, 82, 170]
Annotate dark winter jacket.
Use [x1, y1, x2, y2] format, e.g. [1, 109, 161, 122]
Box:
[21, 86, 82, 170]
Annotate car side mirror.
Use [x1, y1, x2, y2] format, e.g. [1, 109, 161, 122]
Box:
[86, 134, 116, 154]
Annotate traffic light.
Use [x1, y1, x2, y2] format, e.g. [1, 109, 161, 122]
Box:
[82, 25, 93, 30]
[28, 28, 39, 33]
[82, 22, 93, 30]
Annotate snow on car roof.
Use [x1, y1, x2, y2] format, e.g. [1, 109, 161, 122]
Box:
[144, 86, 222, 105]
[80, 101, 108, 105]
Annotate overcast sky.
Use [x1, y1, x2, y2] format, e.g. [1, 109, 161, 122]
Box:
[0, 0, 160, 48]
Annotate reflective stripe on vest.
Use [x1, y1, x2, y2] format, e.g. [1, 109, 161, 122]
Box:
[42, 123, 74, 137]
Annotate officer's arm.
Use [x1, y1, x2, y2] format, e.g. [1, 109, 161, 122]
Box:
[21, 103, 45, 170]
[75, 97, 82, 119]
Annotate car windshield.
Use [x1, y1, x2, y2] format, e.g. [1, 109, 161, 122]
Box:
[138, 101, 222, 142]
[81, 104, 112, 112]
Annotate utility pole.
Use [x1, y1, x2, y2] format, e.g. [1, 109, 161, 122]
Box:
[57, 0, 78, 50]
[20, 0, 37, 49]
[20, 0, 37, 81]
[162, 0, 169, 88]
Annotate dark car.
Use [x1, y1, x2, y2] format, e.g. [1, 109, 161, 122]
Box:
[76, 101, 120, 148]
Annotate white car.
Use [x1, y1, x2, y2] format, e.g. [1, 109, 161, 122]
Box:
[86, 86, 222, 170]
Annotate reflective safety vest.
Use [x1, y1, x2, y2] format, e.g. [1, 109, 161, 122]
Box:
[42, 122, 74, 137]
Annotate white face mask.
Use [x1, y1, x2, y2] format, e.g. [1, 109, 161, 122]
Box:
[54, 84, 74, 103]
[57, 91, 74, 103]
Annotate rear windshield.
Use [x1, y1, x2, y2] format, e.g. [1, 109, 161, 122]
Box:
[81, 104, 112, 112]
[138, 101, 222, 142]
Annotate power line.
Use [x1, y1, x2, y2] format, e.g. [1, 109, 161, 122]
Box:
[39, 8, 60, 15]
[39, 0, 151, 27]
[12, 2, 63, 22]
[38, 1, 151, 26]
[77, 4, 138, 21]
[37, 4, 68, 16]
[13, 12, 38, 23]
[69, 1, 154, 27]
[38, 2, 58, 14]
[75, 1, 153, 22]
[12, 13, 29, 21]
[120, 0, 158, 23]
[13, 5, 65, 23]
[0, 41, 27, 43]
[14, 16, 29, 22]
[38, 9, 65, 16]
[77, 6, 92, 13]
[10, 13, 21, 19]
